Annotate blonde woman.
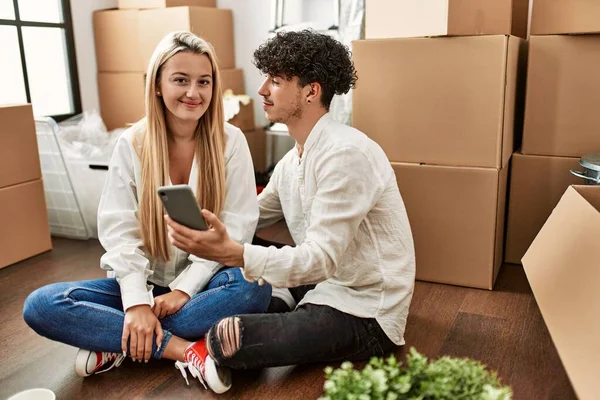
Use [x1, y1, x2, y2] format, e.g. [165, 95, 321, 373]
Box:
[23, 32, 270, 393]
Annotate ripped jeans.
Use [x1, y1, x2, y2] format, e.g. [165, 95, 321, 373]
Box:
[205, 287, 396, 369]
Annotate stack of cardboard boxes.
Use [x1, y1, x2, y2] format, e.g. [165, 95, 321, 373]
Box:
[353, 0, 528, 289]
[93, 0, 266, 171]
[513, 5, 600, 397]
[0, 105, 52, 269]
[505, 0, 600, 264]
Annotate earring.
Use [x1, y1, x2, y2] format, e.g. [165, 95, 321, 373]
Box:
[156, 91, 161, 96]
[307, 99, 311, 104]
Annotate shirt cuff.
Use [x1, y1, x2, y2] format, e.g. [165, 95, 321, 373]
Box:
[242, 243, 268, 283]
[169, 260, 221, 297]
[119, 272, 153, 311]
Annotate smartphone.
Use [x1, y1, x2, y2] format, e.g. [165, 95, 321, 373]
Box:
[157, 185, 209, 231]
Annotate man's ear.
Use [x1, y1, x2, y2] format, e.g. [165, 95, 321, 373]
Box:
[306, 82, 321, 105]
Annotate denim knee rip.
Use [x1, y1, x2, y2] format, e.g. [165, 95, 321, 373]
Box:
[207, 316, 243, 361]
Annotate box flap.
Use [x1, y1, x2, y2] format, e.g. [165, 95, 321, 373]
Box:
[522, 185, 600, 400]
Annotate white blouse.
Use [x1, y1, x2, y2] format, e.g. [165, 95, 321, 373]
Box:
[97, 122, 259, 311]
[242, 113, 416, 345]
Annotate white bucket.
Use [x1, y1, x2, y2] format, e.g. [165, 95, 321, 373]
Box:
[7, 388, 55, 400]
[64, 159, 109, 238]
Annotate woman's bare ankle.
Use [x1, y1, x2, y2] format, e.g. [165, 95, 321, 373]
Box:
[161, 335, 192, 361]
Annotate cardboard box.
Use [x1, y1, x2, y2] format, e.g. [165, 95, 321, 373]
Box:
[98, 72, 145, 130]
[220, 68, 245, 95]
[522, 35, 600, 158]
[505, 152, 581, 265]
[531, 0, 600, 35]
[353, 36, 525, 168]
[366, 0, 528, 39]
[0, 104, 41, 189]
[228, 100, 255, 133]
[94, 10, 144, 73]
[244, 128, 266, 172]
[522, 185, 600, 400]
[94, 7, 233, 73]
[392, 162, 508, 289]
[119, 0, 215, 9]
[138, 7, 235, 70]
[0, 180, 52, 269]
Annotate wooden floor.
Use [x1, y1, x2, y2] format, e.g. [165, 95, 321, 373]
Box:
[0, 227, 576, 400]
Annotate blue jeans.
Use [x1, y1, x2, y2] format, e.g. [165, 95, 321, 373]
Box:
[23, 267, 271, 359]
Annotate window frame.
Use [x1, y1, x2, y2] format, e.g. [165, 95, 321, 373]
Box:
[0, 0, 81, 121]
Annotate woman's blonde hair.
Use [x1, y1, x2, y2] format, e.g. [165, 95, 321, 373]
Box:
[133, 31, 226, 262]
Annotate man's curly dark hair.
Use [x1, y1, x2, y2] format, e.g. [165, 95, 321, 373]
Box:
[253, 29, 358, 110]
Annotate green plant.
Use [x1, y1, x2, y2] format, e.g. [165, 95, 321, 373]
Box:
[319, 348, 512, 400]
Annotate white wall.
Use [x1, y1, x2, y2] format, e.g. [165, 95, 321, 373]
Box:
[303, 0, 335, 26]
[216, 0, 273, 127]
[70, 0, 117, 112]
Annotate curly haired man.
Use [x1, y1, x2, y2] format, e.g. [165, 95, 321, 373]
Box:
[164, 29, 416, 389]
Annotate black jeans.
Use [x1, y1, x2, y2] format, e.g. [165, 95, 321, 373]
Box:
[205, 235, 396, 369]
[206, 302, 396, 369]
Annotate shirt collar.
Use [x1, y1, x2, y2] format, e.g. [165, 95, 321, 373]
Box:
[296, 113, 333, 158]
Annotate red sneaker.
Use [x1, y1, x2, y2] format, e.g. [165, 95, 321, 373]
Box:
[174, 339, 232, 393]
[75, 349, 125, 377]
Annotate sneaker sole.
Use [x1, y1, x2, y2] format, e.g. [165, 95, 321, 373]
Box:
[74, 349, 94, 377]
[204, 356, 232, 394]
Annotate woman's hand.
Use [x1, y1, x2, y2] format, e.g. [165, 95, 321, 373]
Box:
[153, 290, 190, 319]
[122, 305, 164, 363]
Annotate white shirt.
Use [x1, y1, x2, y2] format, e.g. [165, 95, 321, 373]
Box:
[242, 114, 415, 345]
[98, 123, 259, 311]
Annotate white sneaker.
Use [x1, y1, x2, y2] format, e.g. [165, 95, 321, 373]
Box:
[75, 349, 125, 377]
[175, 339, 232, 394]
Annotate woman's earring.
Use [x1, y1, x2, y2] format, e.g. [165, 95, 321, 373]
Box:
[307, 99, 311, 104]
[156, 91, 161, 96]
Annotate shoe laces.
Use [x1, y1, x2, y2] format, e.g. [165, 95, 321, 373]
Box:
[175, 353, 207, 389]
[97, 352, 125, 374]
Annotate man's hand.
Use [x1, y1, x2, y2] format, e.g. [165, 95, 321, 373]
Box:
[153, 290, 190, 319]
[165, 210, 244, 267]
[122, 305, 164, 363]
